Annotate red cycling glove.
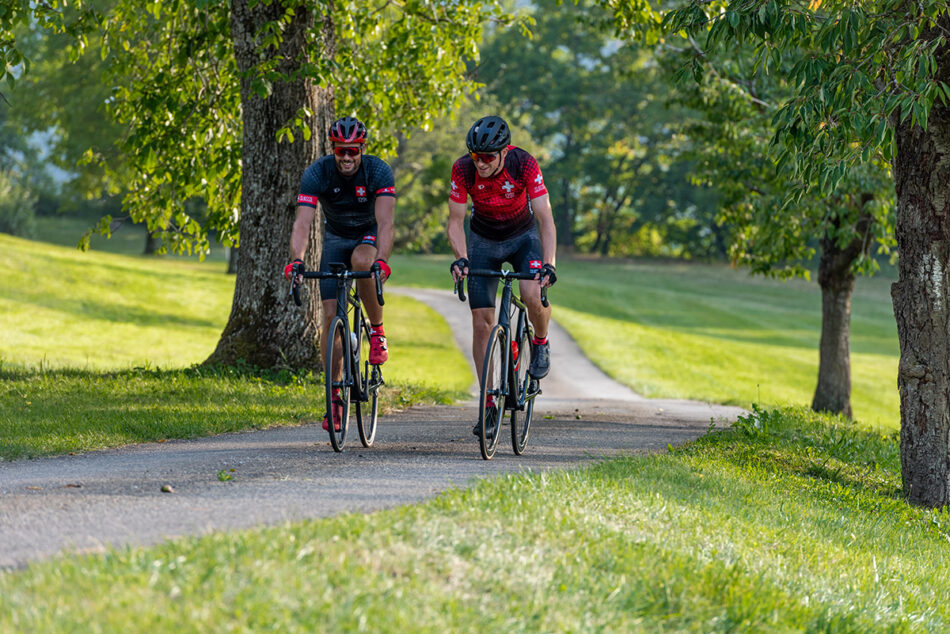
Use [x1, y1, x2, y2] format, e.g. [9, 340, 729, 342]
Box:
[284, 259, 304, 280]
[373, 259, 391, 280]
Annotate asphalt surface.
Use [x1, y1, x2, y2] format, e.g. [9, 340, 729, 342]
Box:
[0, 288, 745, 570]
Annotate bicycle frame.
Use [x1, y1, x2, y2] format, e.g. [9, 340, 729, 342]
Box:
[457, 268, 547, 412]
[290, 262, 385, 451]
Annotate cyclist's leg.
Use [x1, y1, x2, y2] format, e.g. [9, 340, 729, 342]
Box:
[471, 307, 495, 380]
[467, 231, 504, 378]
[321, 299, 342, 378]
[513, 228, 552, 378]
[319, 228, 360, 379]
[513, 227, 550, 339]
[351, 230, 388, 364]
[351, 231, 382, 325]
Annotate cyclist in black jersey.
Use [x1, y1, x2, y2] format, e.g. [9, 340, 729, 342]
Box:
[284, 117, 396, 432]
[448, 116, 558, 436]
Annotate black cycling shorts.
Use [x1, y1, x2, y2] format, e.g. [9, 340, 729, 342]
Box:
[320, 226, 378, 300]
[467, 226, 543, 310]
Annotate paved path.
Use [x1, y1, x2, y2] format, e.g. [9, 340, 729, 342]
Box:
[0, 289, 745, 569]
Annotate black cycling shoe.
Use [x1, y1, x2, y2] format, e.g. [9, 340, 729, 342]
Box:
[529, 341, 550, 379]
[472, 406, 498, 437]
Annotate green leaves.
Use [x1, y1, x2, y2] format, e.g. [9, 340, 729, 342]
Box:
[663, 0, 950, 197]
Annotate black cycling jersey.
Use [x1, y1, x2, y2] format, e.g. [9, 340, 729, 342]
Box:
[297, 154, 396, 239]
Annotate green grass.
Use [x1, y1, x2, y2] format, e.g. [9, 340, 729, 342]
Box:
[392, 254, 899, 430]
[3, 407, 947, 631]
[33, 214, 230, 260]
[0, 225, 930, 630]
[0, 233, 471, 459]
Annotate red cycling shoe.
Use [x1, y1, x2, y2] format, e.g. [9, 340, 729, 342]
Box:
[369, 328, 388, 365]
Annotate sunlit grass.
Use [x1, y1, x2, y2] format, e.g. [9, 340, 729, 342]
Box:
[0, 234, 470, 459]
[2, 407, 945, 631]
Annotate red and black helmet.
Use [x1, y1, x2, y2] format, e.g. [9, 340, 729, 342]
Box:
[328, 116, 367, 144]
[466, 115, 510, 153]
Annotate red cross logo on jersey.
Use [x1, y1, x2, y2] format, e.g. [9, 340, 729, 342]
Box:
[356, 186, 366, 197]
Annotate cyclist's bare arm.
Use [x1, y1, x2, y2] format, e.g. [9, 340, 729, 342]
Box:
[448, 199, 468, 280]
[374, 195, 396, 265]
[530, 193, 557, 270]
[290, 205, 317, 261]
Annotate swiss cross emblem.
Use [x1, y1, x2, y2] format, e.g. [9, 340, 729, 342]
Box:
[534, 174, 543, 185]
[356, 186, 366, 197]
[502, 180, 514, 193]
[451, 180, 457, 190]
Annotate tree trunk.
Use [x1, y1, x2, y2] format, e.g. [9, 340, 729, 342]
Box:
[811, 210, 872, 417]
[227, 245, 238, 274]
[556, 177, 575, 249]
[892, 83, 950, 506]
[144, 229, 161, 255]
[205, 0, 334, 370]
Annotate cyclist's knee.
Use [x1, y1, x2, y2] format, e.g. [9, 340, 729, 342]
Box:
[351, 245, 376, 270]
[522, 287, 546, 313]
[472, 308, 494, 333]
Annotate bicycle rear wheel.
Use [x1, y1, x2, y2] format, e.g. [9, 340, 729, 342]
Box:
[510, 318, 535, 455]
[325, 316, 350, 451]
[355, 316, 380, 447]
[478, 324, 507, 460]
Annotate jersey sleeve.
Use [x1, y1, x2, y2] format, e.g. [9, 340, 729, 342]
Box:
[367, 157, 396, 197]
[521, 153, 548, 199]
[297, 164, 321, 208]
[450, 159, 469, 204]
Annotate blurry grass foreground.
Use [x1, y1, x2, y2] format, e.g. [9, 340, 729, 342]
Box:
[2, 407, 948, 630]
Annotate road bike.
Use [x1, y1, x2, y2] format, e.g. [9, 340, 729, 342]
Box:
[456, 268, 548, 460]
[291, 262, 385, 452]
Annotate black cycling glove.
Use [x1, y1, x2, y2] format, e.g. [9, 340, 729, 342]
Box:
[540, 263, 557, 287]
[450, 257, 470, 275]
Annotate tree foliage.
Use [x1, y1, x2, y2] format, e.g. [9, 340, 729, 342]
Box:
[83, 0, 512, 257]
[661, 33, 895, 280]
[476, 0, 720, 258]
[663, 0, 950, 195]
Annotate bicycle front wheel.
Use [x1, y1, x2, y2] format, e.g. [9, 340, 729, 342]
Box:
[355, 316, 380, 447]
[478, 324, 507, 460]
[510, 319, 535, 455]
[325, 316, 351, 451]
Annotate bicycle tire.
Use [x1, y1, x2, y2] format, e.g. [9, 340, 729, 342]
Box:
[510, 317, 535, 455]
[325, 316, 350, 451]
[478, 324, 507, 460]
[355, 315, 379, 447]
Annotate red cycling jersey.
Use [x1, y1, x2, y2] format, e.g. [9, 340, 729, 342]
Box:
[450, 145, 548, 240]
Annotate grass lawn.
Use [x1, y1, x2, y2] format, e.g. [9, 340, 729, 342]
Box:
[0, 233, 471, 460]
[3, 407, 947, 631]
[394, 254, 899, 430]
[0, 227, 922, 632]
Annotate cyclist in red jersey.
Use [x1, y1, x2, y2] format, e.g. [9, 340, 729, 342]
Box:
[448, 116, 557, 435]
[284, 117, 396, 432]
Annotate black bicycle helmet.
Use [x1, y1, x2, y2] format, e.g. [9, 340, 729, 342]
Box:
[328, 116, 367, 143]
[466, 116, 510, 153]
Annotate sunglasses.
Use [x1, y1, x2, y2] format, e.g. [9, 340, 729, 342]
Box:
[334, 146, 362, 157]
[470, 151, 499, 163]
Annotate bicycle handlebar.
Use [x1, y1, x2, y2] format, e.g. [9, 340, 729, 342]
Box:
[290, 268, 385, 307]
[454, 269, 549, 307]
